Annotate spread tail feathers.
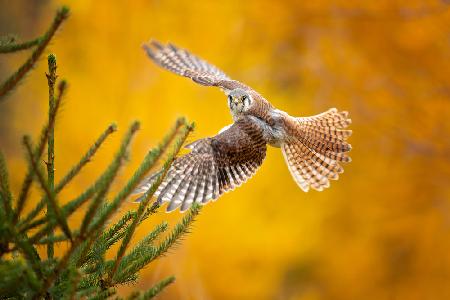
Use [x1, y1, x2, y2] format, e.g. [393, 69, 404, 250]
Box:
[282, 108, 352, 192]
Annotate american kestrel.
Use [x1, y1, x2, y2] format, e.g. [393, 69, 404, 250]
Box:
[134, 40, 352, 212]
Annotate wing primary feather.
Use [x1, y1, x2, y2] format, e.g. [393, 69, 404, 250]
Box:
[157, 162, 187, 203]
[170, 159, 196, 209]
[201, 160, 212, 203]
[180, 160, 202, 212]
[211, 162, 219, 200]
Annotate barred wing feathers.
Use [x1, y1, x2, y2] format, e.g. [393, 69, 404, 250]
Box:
[134, 117, 267, 212]
[282, 108, 352, 192]
[142, 40, 249, 92]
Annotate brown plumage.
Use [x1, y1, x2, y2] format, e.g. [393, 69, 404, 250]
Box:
[135, 40, 352, 212]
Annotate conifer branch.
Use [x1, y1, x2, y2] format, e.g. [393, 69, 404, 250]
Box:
[77, 120, 189, 275]
[0, 152, 14, 222]
[98, 117, 186, 219]
[23, 136, 72, 241]
[79, 121, 140, 237]
[114, 204, 201, 285]
[56, 123, 117, 193]
[117, 222, 168, 271]
[1, 8, 201, 296]
[46, 53, 57, 259]
[14, 80, 66, 223]
[32, 122, 141, 299]
[0, 36, 41, 53]
[87, 288, 116, 300]
[18, 123, 117, 232]
[19, 126, 116, 235]
[33, 234, 80, 299]
[0, 34, 17, 47]
[0, 6, 69, 101]
[22, 122, 135, 246]
[85, 119, 189, 245]
[37, 232, 76, 244]
[81, 211, 136, 267]
[67, 268, 81, 300]
[75, 286, 102, 298]
[138, 276, 176, 300]
[8, 225, 43, 280]
[22, 131, 135, 245]
[107, 122, 194, 284]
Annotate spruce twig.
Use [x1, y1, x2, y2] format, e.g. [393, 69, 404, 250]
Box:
[46, 54, 57, 259]
[67, 268, 81, 300]
[37, 232, 76, 244]
[75, 120, 188, 270]
[87, 288, 116, 300]
[19, 122, 135, 248]
[32, 122, 141, 299]
[114, 204, 201, 284]
[23, 136, 72, 241]
[0, 6, 69, 101]
[140, 276, 176, 300]
[19, 124, 117, 233]
[56, 123, 117, 193]
[85, 119, 188, 242]
[0, 152, 14, 222]
[14, 80, 66, 224]
[125, 276, 175, 300]
[7, 225, 43, 280]
[98, 117, 186, 220]
[20, 118, 184, 240]
[107, 122, 194, 284]
[0, 36, 41, 53]
[81, 211, 136, 267]
[116, 222, 168, 271]
[0, 34, 17, 47]
[79, 121, 140, 237]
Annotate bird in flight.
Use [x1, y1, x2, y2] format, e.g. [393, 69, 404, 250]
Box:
[134, 40, 352, 212]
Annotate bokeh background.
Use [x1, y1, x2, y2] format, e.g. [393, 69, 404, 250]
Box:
[1, 0, 450, 299]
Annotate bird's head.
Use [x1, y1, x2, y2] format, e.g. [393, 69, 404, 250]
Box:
[227, 88, 252, 117]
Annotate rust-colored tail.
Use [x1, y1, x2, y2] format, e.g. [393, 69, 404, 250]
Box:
[282, 108, 352, 192]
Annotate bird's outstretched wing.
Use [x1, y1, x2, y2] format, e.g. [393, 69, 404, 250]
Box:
[133, 116, 267, 212]
[142, 40, 249, 93]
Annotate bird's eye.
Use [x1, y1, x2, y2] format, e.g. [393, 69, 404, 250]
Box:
[228, 95, 233, 105]
[242, 95, 250, 106]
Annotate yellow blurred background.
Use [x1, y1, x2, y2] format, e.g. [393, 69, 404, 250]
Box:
[1, 0, 450, 299]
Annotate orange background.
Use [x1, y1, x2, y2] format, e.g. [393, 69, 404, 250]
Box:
[1, 1, 450, 299]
